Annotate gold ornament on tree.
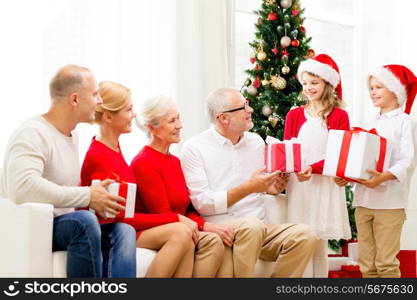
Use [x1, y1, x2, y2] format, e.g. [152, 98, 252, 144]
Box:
[270, 75, 287, 90]
[257, 39, 267, 61]
[262, 79, 270, 86]
[268, 115, 279, 128]
[266, 0, 276, 6]
[247, 86, 258, 96]
[281, 65, 290, 75]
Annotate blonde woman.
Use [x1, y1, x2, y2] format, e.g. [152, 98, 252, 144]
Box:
[284, 54, 352, 277]
[81, 81, 195, 277]
[132, 95, 235, 277]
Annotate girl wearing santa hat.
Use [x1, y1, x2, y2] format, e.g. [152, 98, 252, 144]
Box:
[337, 65, 417, 277]
[284, 54, 352, 277]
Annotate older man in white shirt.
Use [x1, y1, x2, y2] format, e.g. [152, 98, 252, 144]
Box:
[181, 87, 318, 277]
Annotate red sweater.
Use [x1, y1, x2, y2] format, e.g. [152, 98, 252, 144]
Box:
[284, 106, 350, 174]
[130, 146, 206, 231]
[80, 137, 179, 235]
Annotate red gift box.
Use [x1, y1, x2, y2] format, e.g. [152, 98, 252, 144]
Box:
[341, 264, 360, 272]
[328, 270, 362, 278]
[265, 142, 301, 173]
[397, 250, 417, 278]
[90, 172, 136, 220]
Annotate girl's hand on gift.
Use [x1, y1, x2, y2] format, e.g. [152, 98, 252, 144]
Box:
[296, 166, 312, 182]
[334, 177, 349, 187]
[357, 170, 396, 188]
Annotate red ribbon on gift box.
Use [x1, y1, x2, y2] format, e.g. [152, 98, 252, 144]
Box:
[92, 172, 128, 219]
[336, 127, 387, 178]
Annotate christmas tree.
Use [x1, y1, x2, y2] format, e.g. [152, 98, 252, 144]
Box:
[241, 0, 314, 141]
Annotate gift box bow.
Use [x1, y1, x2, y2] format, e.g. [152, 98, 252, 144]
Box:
[336, 127, 387, 179]
[265, 136, 301, 173]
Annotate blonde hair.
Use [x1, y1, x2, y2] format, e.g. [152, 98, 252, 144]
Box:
[95, 81, 131, 124]
[303, 72, 343, 121]
[135, 95, 174, 136]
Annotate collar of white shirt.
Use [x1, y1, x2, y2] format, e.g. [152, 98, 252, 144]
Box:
[209, 127, 249, 148]
[376, 107, 403, 120]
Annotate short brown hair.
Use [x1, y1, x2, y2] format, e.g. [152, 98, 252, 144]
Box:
[49, 64, 91, 100]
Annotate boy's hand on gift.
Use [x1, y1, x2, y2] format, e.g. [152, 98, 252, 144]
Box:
[334, 177, 349, 187]
[203, 222, 235, 247]
[89, 179, 126, 219]
[296, 166, 312, 182]
[267, 173, 289, 194]
[357, 170, 396, 188]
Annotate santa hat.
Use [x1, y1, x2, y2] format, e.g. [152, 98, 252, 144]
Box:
[297, 54, 343, 99]
[368, 65, 417, 114]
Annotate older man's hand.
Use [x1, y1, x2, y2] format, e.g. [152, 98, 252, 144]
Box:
[267, 173, 289, 194]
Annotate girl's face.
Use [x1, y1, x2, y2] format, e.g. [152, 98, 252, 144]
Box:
[150, 104, 183, 145]
[111, 99, 135, 134]
[368, 76, 399, 112]
[301, 72, 326, 102]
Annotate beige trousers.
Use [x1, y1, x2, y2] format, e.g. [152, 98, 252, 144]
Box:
[215, 217, 318, 277]
[193, 231, 226, 278]
[355, 207, 406, 278]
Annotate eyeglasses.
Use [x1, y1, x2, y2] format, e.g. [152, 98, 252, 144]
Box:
[221, 100, 251, 114]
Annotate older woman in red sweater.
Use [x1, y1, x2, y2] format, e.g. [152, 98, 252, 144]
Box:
[132, 95, 235, 277]
[81, 81, 195, 277]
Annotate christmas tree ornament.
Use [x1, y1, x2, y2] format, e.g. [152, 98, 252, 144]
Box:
[257, 50, 267, 61]
[255, 64, 262, 70]
[257, 17, 263, 25]
[284, 22, 291, 31]
[268, 115, 279, 127]
[253, 76, 261, 88]
[244, 78, 252, 87]
[276, 25, 284, 35]
[281, 54, 289, 65]
[283, 15, 290, 23]
[262, 79, 270, 86]
[272, 47, 278, 55]
[267, 13, 277, 21]
[250, 57, 256, 64]
[293, 1, 301, 10]
[290, 29, 298, 39]
[300, 26, 306, 33]
[291, 39, 300, 47]
[262, 105, 272, 117]
[271, 75, 287, 90]
[292, 10, 299, 16]
[247, 86, 258, 96]
[266, 0, 276, 5]
[280, 0, 292, 9]
[281, 65, 290, 74]
[280, 36, 291, 47]
[305, 48, 315, 59]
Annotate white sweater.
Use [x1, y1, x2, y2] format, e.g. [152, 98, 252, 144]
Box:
[0, 116, 90, 216]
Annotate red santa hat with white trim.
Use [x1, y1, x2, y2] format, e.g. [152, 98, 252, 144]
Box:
[368, 64, 417, 114]
[297, 53, 343, 99]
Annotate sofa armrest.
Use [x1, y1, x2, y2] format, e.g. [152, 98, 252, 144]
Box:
[0, 198, 54, 277]
[262, 193, 287, 225]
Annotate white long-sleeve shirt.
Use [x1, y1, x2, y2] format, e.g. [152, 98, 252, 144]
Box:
[0, 115, 90, 216]
[353, 108, 417, 209]
[180, 127, 268, 223]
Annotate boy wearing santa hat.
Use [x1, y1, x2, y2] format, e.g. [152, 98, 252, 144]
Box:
[352, 65, 417, 277]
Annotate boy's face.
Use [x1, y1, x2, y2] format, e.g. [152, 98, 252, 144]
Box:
[368, 77, 399, 111]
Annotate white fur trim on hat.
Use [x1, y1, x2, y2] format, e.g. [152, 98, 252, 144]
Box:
[297, 59, 340, 87]
[368, 67, 407, 106]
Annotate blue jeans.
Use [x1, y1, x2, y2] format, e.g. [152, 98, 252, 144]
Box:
[52, 210, 136, 278]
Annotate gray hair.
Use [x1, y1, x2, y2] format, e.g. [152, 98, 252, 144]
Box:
[206, 88, 240, 123]
[136, 95, 174, 135]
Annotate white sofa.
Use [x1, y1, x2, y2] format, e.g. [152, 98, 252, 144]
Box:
[0, 194, 287, 278]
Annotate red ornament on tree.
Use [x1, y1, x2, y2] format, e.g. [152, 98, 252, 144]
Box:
[291, 39, 300, 47]
[267, 13, 277, 21]
[253, 76, 261, 88]
[300, 26, 306, 33]
[250, 57, 256, 64]
[292, 10, 299, 16]
[272, 47, 278, 55]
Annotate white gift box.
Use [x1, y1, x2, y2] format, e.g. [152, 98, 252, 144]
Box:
[328, 257, 354, 271]
[323, 129, 391, 180]
[348, 242, 359, 262]
[91, 180, 136, 219]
